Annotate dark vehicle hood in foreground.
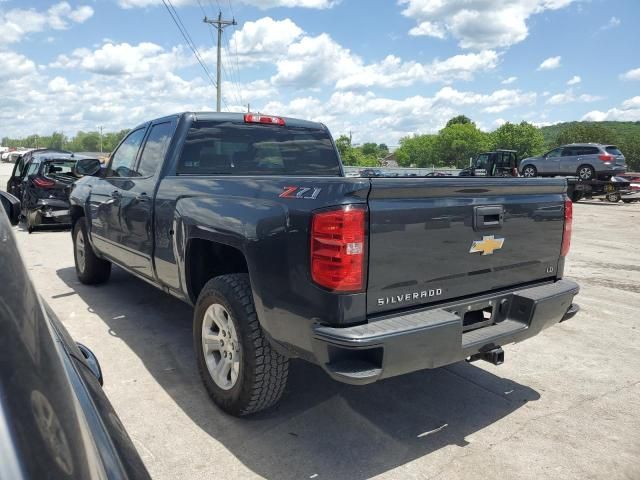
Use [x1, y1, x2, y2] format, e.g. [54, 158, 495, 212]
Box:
[0, 212, 149, 479]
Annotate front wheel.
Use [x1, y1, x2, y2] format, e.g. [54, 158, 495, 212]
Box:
[521, 165, 537, 177]
[194, 274, 289, 416]
[73, 218, 111, 284]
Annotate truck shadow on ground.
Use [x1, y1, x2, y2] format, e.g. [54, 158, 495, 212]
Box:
[57, 266, 540, 480]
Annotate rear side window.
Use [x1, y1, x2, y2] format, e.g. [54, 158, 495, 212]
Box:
[177, 121, 341, 176]
[42, 160, 76, 177]
[605, 146, 623, 156]
[137, 122, 174, 176]
[576, 146, 599, 155]
[26, 162, 39, 176]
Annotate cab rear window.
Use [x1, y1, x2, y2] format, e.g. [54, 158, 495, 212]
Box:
[177, 121, 341, 176]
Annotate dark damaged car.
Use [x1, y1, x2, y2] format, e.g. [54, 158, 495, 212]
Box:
[19, 153, 98, 233]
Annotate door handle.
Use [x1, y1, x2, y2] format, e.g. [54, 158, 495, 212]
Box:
[136, 193, 150, 202]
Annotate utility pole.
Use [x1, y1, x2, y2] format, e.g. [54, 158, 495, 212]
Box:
[98, 126, 103, 153]
[203, 12, 236, 112]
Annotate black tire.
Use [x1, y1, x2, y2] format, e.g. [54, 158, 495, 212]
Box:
[606, 192, 621, 203]
[194, 273, 289, 416]
[571, 190, 583, 202]
[577, 164, 595, 181]
[521, 165, 537, 177]
[73, 218, 111, 285]
[26, 210, 36, 234]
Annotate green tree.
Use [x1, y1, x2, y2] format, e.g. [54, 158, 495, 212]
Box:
[446, 115, 473, 128]
[335, 134, 351, 158]
[360, 142, 379, 157]
[492, 121, 545, 159]
[395, 134, 436, 167]
[48, 131, 66, 150]
[435, 123, 492, 168]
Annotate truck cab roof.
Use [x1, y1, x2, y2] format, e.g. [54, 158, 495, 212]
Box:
[133, 112, 327, 132]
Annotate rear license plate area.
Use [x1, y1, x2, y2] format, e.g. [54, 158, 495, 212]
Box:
[462, 306, 494, 332]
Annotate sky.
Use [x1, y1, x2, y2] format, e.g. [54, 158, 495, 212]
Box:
[1, 0, 639, 145]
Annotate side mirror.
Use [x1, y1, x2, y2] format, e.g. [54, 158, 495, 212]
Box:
[0, 191, 21, 226]
[73, 158, 102, 177]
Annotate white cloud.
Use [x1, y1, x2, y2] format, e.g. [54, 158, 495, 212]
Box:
[50, 42, 190, 77]
[502, 76, 517, 85]
[538, 56, 561, 70]
[620, 67, 640, 81]
[599, 16, 621, 31]
[434, 86, 536, 113]
[621, 96, 640, 110]
[117, 0, 335, 8]
[567, 75, 581, 85]
[581, 96, 640, 122]
[0, 51, 37, 81]
[546, 89, 602, 105]
[229, 17, 304, 62]
[409, 20, 446, 39]
[399, 0, 576, 49]
[0, 2, 94, 45]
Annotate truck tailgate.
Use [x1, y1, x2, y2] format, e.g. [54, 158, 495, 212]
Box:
[366, 178, 567, 314]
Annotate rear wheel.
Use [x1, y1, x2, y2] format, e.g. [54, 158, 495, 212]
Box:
[577, 164, 595, 181]
[521, 165, 537, 177]
[194, 274, 289, 416]
[73, 218, 111, 284]
[606, 192, 621, 203]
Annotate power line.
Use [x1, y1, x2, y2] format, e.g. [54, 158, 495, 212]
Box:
[161, 0, 228, 110]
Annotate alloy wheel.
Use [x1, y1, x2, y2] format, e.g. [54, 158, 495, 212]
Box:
[201, 303, 240, 390]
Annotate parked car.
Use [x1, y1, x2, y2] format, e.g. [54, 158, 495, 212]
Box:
[0, 191, 150, 480]
[359, 168, 384, 177]
[520, 143, 626, 180]
[21, 154, 88, 232]
[7, 148, 72, 199]
[69, 112, 579, 416]
[7, 151, 85, 232]
[459, 150, 519, 177]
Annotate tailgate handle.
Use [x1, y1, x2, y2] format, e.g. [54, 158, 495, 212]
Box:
[474, 206, 504, 230]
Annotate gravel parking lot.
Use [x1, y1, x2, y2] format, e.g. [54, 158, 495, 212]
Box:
[3, 162, 640, 480]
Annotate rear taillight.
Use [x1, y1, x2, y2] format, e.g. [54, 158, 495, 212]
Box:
[33, 177, 56, 188]
[244, 113, 285, 126]
[598, 154, 615, 162]
[561, 197, 572, 257]
[311, 205, 366, 292]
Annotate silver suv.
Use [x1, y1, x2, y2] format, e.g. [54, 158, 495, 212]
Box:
[520, 143, 626, 180]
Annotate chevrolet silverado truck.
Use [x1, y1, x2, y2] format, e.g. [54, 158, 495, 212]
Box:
[69, 112, 580, 416]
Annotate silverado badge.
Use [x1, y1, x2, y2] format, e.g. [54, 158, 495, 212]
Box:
[469, 235, 504, 255]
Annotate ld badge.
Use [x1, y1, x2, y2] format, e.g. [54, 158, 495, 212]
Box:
[469, 235, 504, 255]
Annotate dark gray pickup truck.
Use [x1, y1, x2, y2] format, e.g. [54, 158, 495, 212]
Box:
[69, 112, 579, 416]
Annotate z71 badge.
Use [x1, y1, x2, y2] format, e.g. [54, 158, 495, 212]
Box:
[279, 186, 321, 199]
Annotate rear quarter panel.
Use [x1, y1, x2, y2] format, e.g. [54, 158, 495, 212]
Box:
[154, 176, 370, 356]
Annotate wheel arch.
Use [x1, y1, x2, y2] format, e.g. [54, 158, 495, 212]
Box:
[185, 237, 249, 304]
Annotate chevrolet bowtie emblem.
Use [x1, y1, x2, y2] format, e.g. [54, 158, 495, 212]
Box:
[469, 235, 505, 255]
